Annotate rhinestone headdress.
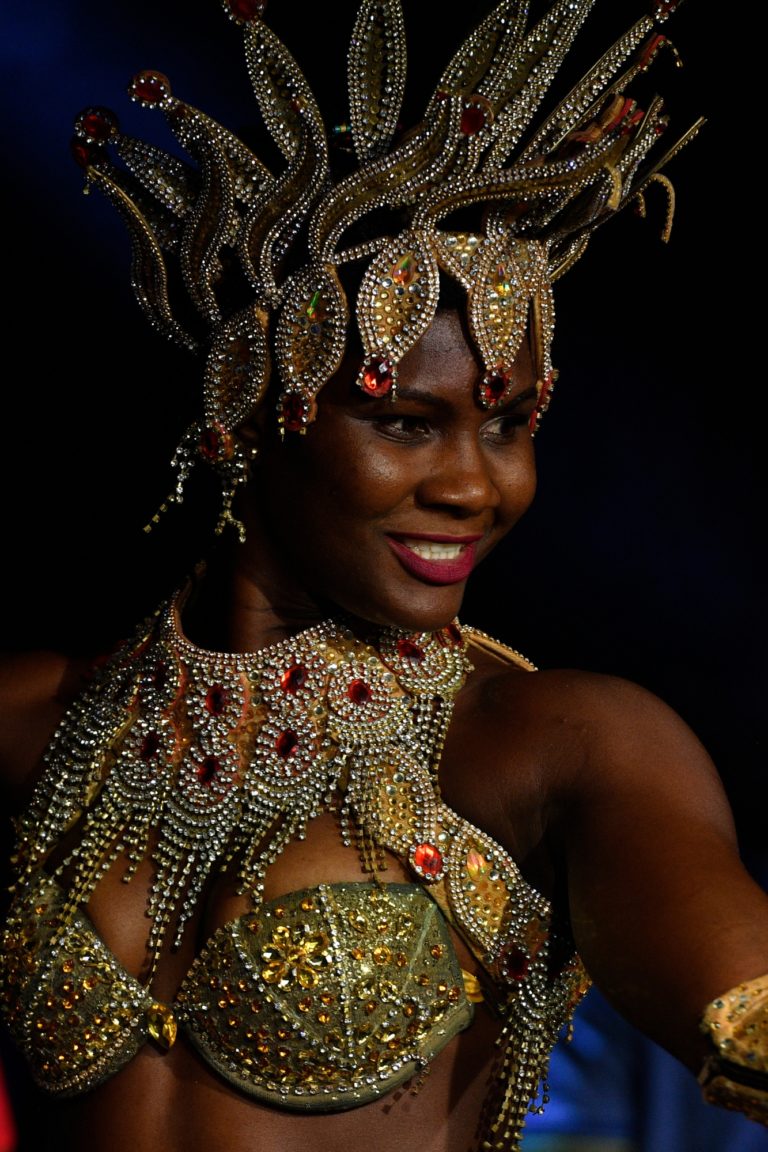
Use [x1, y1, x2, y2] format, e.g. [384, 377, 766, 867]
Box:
[71, 0, 701, 534]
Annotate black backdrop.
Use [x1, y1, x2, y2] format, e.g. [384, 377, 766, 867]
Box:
[1, 1, 763, 857]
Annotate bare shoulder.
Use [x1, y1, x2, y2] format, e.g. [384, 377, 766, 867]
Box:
[448, 627, 737, 870]
[456, 631, 768, 1067]
[0, 649, 96, 806]
[462, 626, 725, 800]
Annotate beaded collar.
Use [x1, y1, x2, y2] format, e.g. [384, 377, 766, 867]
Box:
[13, 588, 471, 978]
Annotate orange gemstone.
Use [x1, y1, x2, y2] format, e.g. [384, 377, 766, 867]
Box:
[280, 664, 308, 693]
[360, 356, 395, 397]
[477, 369, 509, 406]
[391, 254, 415, 286]
[412, 842, 443, 877]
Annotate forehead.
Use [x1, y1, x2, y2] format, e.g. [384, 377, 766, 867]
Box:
[319, 309, 536, 412]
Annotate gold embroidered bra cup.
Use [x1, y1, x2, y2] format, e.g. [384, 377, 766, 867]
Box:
[69, 0, 702, 535]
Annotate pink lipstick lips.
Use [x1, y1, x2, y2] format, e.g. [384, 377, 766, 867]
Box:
[386, 534, 480, 585]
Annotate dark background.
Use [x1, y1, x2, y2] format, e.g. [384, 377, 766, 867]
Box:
[1, 0, 763, 862]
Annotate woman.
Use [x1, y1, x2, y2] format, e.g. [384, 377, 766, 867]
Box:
[1, 2, 766, 1150]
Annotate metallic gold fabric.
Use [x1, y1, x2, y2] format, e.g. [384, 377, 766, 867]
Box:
[699, 975, 768, 1125]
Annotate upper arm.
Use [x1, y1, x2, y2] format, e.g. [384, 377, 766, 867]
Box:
[0, 650, 90, 807]
[541, 673, 768, 1069]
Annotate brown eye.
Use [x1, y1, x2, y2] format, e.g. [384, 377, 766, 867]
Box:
[482, 413, 529, 442]
[374, 416, 431, 440]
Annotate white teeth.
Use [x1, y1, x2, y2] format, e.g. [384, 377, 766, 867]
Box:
[408, 541, 465, 560]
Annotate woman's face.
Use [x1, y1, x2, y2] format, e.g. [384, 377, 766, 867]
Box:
[247, 308, 538, 633]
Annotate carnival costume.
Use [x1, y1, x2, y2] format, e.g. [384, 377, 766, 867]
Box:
[1, 587, 591, 1147]
[2, 0, 767, 1146]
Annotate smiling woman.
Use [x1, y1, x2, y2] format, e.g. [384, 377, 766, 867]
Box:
[241, 309, 538, 635]
[0, 3, 766, 1152]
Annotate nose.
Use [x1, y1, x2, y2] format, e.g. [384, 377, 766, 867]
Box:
[415, 434, 502, 517]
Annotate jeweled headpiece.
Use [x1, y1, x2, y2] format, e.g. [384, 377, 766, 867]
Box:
[71, 0, 701, 535]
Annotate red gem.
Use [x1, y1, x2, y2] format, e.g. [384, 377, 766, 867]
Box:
[280, 664, 308, 693]
[347, 679, 372, 705]
[477, 369, 509, 406]
[412, 842, 443, 877]
[70, 138, 92, 169]
[280, 393, 310, 433]
[205, 685, 228, 714]
[75, 106, 118, 143]
[197, 756, 220, 786]
[638, 33, 667, 70]
[226, 0, 267, 21]
[199, 423, 234, 462]
[276, 729, 299, 759]
[621, 108, 645, 136]
[499, 944, 530, 982]
[460, 103, 487, 136]
[445, 623, 462, 646]
[396, 637, 425, 662]
[460, 95, 492, 137]
[130, 70, 172, 107]
[360, 356, 395, 397]
[151, 660, 168, 690]
[140, 731, 161, 759]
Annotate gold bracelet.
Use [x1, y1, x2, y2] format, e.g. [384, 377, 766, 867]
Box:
[699, 974, 768, 1125]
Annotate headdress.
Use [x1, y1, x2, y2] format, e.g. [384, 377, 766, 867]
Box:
[71, 0, 702, 536]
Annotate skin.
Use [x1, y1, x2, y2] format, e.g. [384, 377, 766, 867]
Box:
[1, 310, 767, 1152]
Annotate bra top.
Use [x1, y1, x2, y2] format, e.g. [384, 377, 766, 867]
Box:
[0, 592, 589, 1141]
[1, 871, 474, 1109]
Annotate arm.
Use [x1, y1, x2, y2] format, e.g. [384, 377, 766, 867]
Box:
[542, 672, 768, 1117]
[0, 650, 94, 809]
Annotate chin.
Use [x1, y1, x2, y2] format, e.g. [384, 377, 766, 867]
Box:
[344, 586, 467, 636]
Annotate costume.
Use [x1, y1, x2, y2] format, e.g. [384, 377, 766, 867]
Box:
[5, 0, 767, 1144]
[1, 587, 589, 1149]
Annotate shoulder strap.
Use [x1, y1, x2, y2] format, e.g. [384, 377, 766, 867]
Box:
[462, 626, 537, 671]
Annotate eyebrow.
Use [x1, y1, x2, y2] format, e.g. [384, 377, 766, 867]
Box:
[394, 384, 538, 411]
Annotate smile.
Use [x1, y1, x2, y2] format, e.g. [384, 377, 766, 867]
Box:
[386, 535, 481, 586]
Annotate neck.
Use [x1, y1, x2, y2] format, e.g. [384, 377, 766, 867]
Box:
[181, 544, 336, 655]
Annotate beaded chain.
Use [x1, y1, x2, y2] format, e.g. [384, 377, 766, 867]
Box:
[11, 588, 471, 977]
[7, 588, 590, 1147]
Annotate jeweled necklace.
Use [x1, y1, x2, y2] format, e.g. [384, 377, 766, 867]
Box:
[14, 587, 471, 977]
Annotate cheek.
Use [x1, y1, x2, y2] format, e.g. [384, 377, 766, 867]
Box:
[257, 430, 405, 539]
[497, 447, 537, 524]
[293, 431, 410, 520]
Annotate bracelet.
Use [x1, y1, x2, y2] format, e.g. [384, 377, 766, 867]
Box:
[699, 974, 768, 1125]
